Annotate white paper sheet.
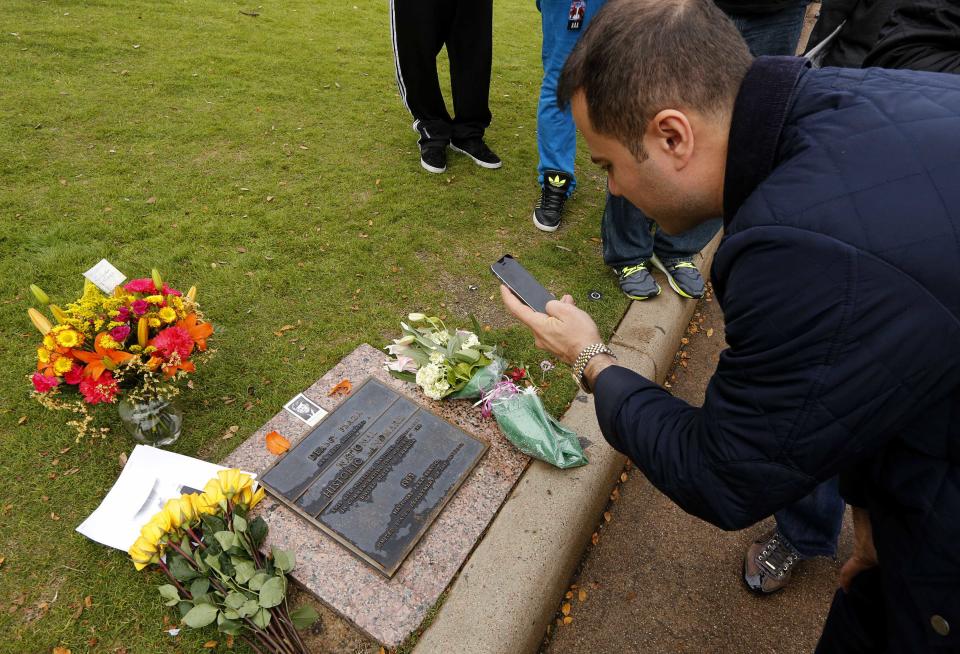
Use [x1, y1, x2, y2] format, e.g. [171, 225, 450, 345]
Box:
[76, 445, 251, 552]
[83, 258, 126, 294]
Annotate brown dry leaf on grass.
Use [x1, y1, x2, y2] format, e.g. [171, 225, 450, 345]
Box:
[561, 602, 571, 616]
[53, 647, 71, 654]
[328, 379, 352, 396]
[591, 532, 600, 546]
[203, 641, 217, 649]
[562, 616, 573, 625]
[265, 431, 290, 455]
[83, 595, 92, 608]
[273, 324, 296, 337]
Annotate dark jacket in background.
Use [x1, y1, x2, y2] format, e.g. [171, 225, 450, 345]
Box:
[804, 0, 901, 66]
[864, 0, 960, 72]
[594, 57, 960, 650]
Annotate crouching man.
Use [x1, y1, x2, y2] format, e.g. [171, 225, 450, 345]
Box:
[501, 0, 960, 650]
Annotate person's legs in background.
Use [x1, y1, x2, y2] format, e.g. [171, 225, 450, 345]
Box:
[728, 0, 810, 56]
[446, 0, 501, 169]
[390, 0, 454, 173]
[533, 0, 606, 232]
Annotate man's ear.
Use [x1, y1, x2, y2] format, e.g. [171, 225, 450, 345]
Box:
[645, 109, 694, 170]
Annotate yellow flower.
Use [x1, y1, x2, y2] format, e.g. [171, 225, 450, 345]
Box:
[43, 335, 56, 350]
[97, 333, 120, 350]
[129, 536, 160, 571]
[163, 495, 197, 530]
[55, 329, 81, 349]
[193, 492, 220, 516]
[145, 295, 164, 304]
[213, 469, 251, 500]
[148, 318, 161, 328]
[158, 307, 177, 323]
[199, 481, 227, 511]
[140, 509, 173, 547]
[171, 296, 185, 313]
[37, 348, 51, 364]
[54, 356, 74, 375]
[237, 484, 265, 510]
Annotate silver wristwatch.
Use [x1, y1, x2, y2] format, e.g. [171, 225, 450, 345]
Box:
[571, 343, 615, 393]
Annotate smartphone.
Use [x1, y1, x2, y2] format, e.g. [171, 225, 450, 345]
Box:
[491, 254, 556, 314]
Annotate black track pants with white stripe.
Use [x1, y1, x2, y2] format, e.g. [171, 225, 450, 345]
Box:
[390, 0, 493, 148]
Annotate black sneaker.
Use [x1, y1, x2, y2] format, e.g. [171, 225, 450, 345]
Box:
[533, 170, 572, 232]
[449, 139, 502, 169]
[420, 146, 447, 174]
[617, 263, 661, 300]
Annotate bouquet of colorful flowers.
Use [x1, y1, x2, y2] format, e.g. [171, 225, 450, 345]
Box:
[383, 313, 502, 400]
[26, 269, 213, 440]
[384, 315, 587, 469]
[130, 469, 318, 653]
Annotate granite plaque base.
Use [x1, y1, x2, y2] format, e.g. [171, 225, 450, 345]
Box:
[222, 345, 529, 647]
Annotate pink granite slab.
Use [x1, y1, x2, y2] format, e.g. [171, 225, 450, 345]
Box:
[221, 344, 529, 647]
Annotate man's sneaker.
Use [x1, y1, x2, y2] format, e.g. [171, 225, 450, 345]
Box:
[650, 254, 705, 299]
[743, 529, 801, 594]
[533, 170, 572, 232]
[449, 139, 502, 169]
[616, 263, 661, 300]
[420, 146, 447, 174]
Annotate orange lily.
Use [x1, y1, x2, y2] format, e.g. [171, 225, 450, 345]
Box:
[176, 313, 213, 352]
[72, 333, 135, 380]
[162, 359, 195, 378]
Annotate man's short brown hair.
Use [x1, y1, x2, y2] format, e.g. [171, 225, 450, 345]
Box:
[558, 0, 753, 159]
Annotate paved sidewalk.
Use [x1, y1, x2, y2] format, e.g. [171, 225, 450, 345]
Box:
[541, 290, 853, 654]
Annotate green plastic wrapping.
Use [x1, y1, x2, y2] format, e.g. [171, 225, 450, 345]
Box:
[448, 358, 506, 400]
[492, 388, 588, 469]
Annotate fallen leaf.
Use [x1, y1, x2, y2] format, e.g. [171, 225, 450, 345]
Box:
[706, 328, 714, 337]
[562, 616, 573, 625]
[273, 324, 296, 337]
[565, 591, 573, 600]
[379, 648, 386, 654]
[83, 595, 92, 608]
[225, 634, 234, 648]
[146, 196, 157, 204]
[53, 647, 71, 654]
[603, 511, 612, 523]
[328, 379, 352, 396]
[561, 602, 571, 616]
[17, 416, 27, 425]
[266, 195, 275, 202]
[58, 447, 71, 454]
[591, 532, 599, 545]
[203, 641, 217, 649]
[50, 512, 61, 521]
[620, 472, 628, 483]
[265, 431, 290, 455]
[610, 488, 621, 501]
[86, 638, 98, 647]
[118, 452, 128, 467]
[0, 556, 5, 568]
[578, 589, 587, 602]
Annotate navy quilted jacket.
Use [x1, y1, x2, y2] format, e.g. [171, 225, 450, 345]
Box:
[593, 57, 960, 650]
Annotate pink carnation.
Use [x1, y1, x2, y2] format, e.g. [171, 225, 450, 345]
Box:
[125, 278, 157, 293]
[152, 326, 194, 360]
[64, 364, 84, 385]
[131, 299, 149, 316]
[80, 371, 118, 404]
[116, 306, 131, 322]
[110, 324, 131, 342]
[32, 373, 60, 393]
[162, 284, 182, 297]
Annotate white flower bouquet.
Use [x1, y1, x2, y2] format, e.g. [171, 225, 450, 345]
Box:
[383, 314, 503, 400]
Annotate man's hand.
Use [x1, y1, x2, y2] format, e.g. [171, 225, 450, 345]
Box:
[499, 285, 603, 364]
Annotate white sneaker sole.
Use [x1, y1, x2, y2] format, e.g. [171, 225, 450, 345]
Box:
[649, 253, 699, 299]
[420, 158, 446, 174]
[532, 210, 559, 232]
[449, 143, 502, 169]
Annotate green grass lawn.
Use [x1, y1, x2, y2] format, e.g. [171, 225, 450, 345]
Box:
[0, 0, 627, 651]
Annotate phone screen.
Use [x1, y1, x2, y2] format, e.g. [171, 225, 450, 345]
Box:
[491, 255, 556, 314]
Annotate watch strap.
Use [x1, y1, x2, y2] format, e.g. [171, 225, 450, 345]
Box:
[572, 343, 615, 392]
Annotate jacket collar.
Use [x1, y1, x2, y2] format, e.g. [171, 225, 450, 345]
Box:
[722, 56, 810, 224]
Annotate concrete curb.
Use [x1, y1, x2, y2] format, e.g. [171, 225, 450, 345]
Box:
[413, 235, 720, 654]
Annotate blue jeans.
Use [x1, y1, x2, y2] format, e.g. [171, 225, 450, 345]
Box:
[535, 0, 607, 195]
[729, 1, 810, 57]
[776, 477, 845, 558]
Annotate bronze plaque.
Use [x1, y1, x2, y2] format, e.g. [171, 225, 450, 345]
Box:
[260, 378, 487, 577]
